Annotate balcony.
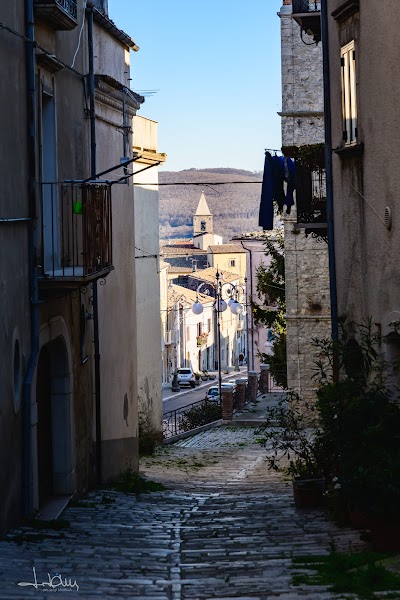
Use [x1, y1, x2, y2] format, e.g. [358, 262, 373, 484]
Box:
[39, 182, 113, 292]
[292, 0, 321, 43]
[296, 165, 327, 241]
[34, 0, 78, 30]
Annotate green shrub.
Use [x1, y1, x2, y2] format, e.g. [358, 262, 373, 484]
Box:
[179, 401, 221, 432]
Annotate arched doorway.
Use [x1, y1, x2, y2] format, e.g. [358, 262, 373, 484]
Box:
[36, 336, 74, 506]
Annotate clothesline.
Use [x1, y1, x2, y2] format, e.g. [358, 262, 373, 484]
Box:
[264, 148, 283, 156]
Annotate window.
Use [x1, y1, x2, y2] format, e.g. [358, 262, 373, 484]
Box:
[341, 40, 357, 145]
[201, 220, 206, 231]
[207, 318, 211, 333]
[186, 326, 190, 341]
[229, 259, 236, 268]
[197, 323, 202, 336]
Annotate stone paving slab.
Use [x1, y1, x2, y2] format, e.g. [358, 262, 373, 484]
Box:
[0, 427, 375, 599]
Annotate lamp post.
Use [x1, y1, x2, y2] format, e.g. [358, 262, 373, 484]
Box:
[192, 270, 243, 401]
[167, 286, 187, 392]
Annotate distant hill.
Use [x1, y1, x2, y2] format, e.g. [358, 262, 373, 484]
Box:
[159, 168, 263, 242]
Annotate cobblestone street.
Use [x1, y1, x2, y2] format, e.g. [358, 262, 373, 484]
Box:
[0, 425, 371, 599]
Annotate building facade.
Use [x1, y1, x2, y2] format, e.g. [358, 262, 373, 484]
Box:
[0, 0, 158, 531]
[132, 115, 166, 441]
[325, 0, 400, 375]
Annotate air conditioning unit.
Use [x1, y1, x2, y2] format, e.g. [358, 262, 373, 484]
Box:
[164, 331, 173, 345]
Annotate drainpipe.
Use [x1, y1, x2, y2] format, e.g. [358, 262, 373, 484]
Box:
[321, 0, 339, 343]
[22, 0, 39, 515]
[87, 3, 102, 483]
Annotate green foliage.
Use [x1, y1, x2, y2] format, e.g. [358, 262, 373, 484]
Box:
[282, 143, 325, 170]
[252, 234, 287, 384]
[292, 552, 400, 599]
[179, 401, 221, 432]
[111, 468, 165, 495]
[256, 392, 325, 479]
[312, 316, 384, 386]
[313, 318, 400, 520]
[139, 410, 162, 456]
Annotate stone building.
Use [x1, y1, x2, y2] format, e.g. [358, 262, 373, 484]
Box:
[193, 192, 223, 250]
[279, 0, 331, 401]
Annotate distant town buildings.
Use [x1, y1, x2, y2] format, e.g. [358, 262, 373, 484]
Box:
[160, 193, 247, 381]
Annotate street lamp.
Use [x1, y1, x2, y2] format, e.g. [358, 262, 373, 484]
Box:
[191, 270, 244, 401]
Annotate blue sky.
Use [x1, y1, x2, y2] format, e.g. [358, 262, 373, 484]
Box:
[108, 1, 283, 172]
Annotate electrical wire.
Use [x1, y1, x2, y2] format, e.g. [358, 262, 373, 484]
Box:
[343, 174, 386, 227]
[0, 20, 84, 78]
[71, 0, 87, 69]
[135, 245, 158, 259]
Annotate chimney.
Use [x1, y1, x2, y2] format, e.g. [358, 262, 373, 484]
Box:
[92, 0, 108, 16]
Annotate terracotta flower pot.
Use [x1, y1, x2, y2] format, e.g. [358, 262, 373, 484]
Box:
[348, 509, 368, 530]
[292, 478, 325, 509]
[369, 517, 400, 552]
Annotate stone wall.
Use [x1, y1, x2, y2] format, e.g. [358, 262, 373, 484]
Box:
[279, 2, 324, 147]
[279, 2, 331, 402]
[284, 218, 331, 401]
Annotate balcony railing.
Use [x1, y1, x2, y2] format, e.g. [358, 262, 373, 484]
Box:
[163, 398, 221, 440]
[39, 182, 113, 289]
[291, 0, 321, 43]
[34, 0, 78, 30]
[295, 165, 327, 240]
[292, 0, 320, 13]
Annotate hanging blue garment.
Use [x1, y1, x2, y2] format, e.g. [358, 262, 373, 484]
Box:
[285, 157, 296, 214]
[258, 152, 274, 230]
[272, 155, 286, 212]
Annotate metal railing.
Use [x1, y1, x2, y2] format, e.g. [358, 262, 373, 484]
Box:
[259, 370, 287, 393]
[296, 166, 327, 225]
[35, 0, 78, 20]
[292, 0, 320, 13]
[163, 398, 222, 439]
[56, 0, 77, 19]
[39, 182, 112, 279]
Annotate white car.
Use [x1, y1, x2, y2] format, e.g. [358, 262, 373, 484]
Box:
[206, 386, 220, 401]
[176, 368, 196, 387]
[206, 382, 236, 401]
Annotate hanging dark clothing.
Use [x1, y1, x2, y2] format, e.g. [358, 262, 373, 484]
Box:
[272, 155, 286, 212]
[259, 152, 297, 229]
[284, 157, 296, 214]
[258, 151, 274, 230]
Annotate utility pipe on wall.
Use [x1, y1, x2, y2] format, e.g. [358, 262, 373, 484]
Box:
[22, 0, 40, 515]
[87, 3, 102, 483]
[321, 0, 339, 343]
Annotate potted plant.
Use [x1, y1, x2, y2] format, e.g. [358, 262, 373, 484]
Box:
[201, 370, 209, 381]
[312, 318, 400, 544]
[194, 373, 201, 386]
[258, 391, 326, 508]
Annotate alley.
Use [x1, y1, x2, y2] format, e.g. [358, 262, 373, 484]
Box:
[0, 426, 367, 600]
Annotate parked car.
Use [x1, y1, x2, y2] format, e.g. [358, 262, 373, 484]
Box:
[206, 386, 220, 401]
[206, 382, 236, 401]
[176, 368, 196, 387]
